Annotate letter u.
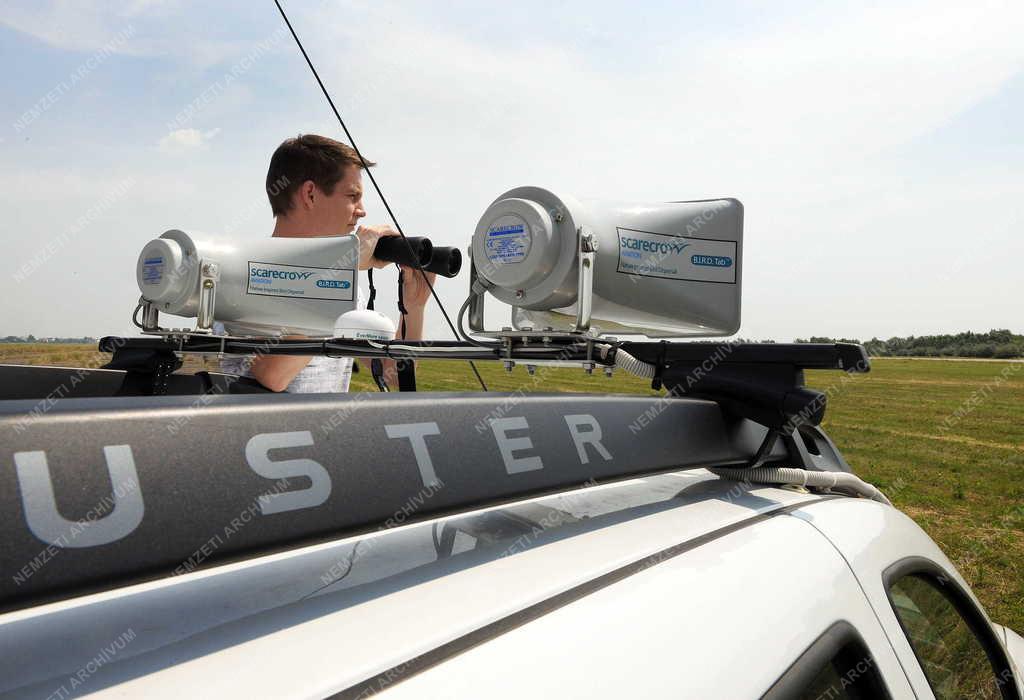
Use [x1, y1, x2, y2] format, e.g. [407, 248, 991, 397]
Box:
[14, 446, 145, 547]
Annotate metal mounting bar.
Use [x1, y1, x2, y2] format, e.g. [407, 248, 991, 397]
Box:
[98, 336, 868, 375]
[467, 248, 486, 333]
[196, 262, 220, 331]
[573, 226, 596, 333]
[141, 300, 160, 332]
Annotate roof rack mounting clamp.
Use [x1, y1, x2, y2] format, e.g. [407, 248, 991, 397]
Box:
[723, 417, 853, 473]
[102, 346, 183, 396]
[661, 361, 827, 432]
[651, 340, 669, 391]
[653, 347, 861, 473]
[746, 428, 781, 469]
[781, 424, 853, 473]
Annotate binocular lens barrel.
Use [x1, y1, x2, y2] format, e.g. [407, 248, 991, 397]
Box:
[372, 236, 433, 268]
[371, 237, 462, 278]
[424, 247, 462, 278]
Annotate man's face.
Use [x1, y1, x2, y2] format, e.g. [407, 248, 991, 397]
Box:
[316, 164, 366, 235]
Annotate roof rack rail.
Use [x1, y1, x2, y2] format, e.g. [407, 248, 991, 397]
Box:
[95, 335, 867, 429]
[95, 336, 868, 470]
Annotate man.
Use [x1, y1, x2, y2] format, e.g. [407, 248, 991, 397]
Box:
[222, 134, 435, 392]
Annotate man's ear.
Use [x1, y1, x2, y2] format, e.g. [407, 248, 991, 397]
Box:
[297, 180, 317, 210]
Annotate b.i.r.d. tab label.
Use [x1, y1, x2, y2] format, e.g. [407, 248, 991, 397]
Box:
[616, 228, 736, 283]
[247, 261, 354, 301]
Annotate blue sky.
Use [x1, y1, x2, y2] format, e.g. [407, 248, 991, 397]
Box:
[2, 0, 1022, 340]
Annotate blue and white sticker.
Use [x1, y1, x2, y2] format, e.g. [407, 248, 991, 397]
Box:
[484, 216, 531, 265]
[142, 256, 164, 286]
[616, 229, 736, 283]
[247, 261, 355, 301]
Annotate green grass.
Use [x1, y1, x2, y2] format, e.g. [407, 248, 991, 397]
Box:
[5, 345, 1022, 630]
[807, 359, 1024, 633]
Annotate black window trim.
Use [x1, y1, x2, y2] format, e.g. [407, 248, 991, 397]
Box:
[882, 555, 1020, 700]
[761, 620, 893, 699]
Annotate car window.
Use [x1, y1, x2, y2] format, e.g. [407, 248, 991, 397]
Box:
[795, 638, 889, 699]
[762, 622, 890, 699]
[889, 573, 1002, 699]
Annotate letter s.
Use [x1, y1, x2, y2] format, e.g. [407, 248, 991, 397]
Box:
[245, 431, 331, 515]
[14, 445, 144, 547]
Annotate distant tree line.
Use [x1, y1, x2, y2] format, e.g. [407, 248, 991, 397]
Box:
[1, 335, 97, 344]
[795, 329, 1023, 358]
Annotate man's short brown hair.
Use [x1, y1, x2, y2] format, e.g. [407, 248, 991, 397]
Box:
[266, 134, 375, 216]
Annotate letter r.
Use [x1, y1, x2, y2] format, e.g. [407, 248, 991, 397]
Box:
[564, 414, 612, 464]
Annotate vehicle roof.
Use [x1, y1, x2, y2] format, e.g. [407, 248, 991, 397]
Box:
[0, 471, 905, 698]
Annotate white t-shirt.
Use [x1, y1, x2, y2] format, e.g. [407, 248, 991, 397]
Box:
[216, 290, 365, 393]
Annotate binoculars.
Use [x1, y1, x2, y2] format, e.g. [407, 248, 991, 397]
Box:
[372, 236, 462, 278]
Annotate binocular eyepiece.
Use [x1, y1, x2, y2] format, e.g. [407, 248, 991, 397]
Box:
[372, 236, 462, 278]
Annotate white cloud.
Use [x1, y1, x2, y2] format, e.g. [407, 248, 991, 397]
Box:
[0, 1, 278, 69]
[0, 168, 199, 205]
[1, 0, 164, 54]
[304, 0, 1024, 187]
[157, 127, 221, 154]
[290, 0, 1024, 339]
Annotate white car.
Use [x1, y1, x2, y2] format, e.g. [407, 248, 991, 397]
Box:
[0, 374, 1019, 695]
[1, 358, 1021, 699]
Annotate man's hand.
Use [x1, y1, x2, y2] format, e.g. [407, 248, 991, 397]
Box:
[356, 225, 400, 270]
[400, 265, 437, 308]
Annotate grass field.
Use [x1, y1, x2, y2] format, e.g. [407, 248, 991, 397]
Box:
[4, 344, 1022, 631]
